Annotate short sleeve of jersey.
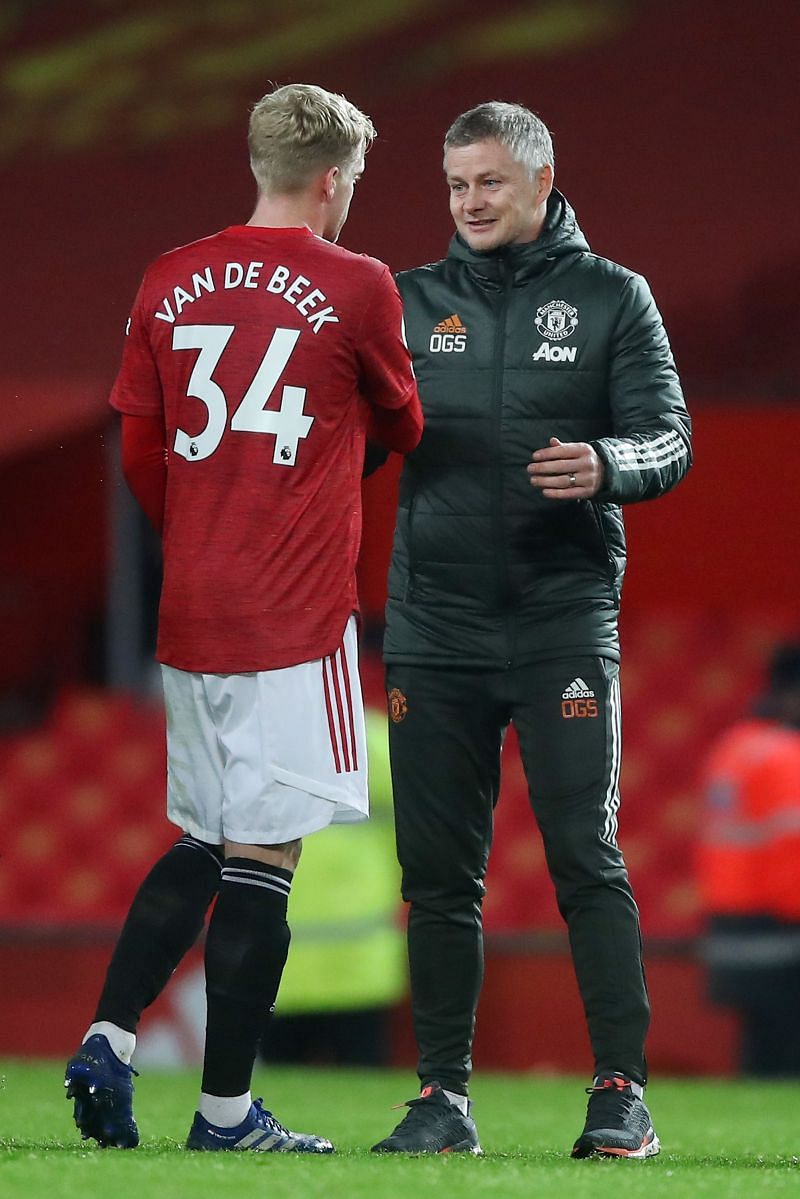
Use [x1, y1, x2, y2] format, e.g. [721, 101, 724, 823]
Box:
[355, 265, 416, 412]
[109, 276, 163, 417]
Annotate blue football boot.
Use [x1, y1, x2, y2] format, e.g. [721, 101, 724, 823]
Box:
[64, 1033, 139, 1148]
[186, 1098, 334, 1153]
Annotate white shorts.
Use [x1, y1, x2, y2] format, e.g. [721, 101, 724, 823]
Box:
[161, 616, 368, 844]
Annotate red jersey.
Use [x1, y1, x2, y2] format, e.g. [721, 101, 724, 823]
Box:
[110, 225, 421, 672]
[697, 718, 800, 920]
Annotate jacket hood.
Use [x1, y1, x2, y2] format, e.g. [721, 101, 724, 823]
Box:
[446, 188, 590, 282]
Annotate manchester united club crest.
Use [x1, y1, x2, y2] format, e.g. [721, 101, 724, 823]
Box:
[535, 299, 579, 341]
[388, 687, 408, 723]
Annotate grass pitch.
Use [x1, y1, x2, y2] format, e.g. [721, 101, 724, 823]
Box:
[1, 1061, 798, 1198]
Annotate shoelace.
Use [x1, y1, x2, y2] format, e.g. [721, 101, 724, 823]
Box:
[251, 1099, 288, 1134]
[390, 1092, 446, 1130]
[584, 1077, 634, 1097]
[583, 1078, 636, 1126]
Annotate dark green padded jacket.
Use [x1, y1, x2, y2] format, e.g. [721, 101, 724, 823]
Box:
[383, 189, 692, 667]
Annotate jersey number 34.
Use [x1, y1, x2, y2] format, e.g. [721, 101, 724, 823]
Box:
[172, 324, 313, 466]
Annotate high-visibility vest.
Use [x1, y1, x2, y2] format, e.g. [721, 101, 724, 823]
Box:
[274, 706, 406, 1013]
[696, 718, 800, 920]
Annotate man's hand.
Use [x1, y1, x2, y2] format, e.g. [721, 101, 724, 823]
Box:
[527, 437, 604, 500]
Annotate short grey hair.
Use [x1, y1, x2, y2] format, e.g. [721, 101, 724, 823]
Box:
[444, 101, 554, 180]
[249, 83, 376, 194]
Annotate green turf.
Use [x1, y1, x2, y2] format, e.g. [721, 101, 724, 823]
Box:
[1, 1061, 798, 1198]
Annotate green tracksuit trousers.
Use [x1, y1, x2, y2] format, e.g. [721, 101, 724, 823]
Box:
[386, 655, 650, 1093]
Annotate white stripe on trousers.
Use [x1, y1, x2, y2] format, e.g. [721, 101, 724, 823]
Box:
[602, 674, 622, 847]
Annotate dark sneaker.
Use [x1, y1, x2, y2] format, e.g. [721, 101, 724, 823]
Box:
[186, 1098, 334, 1153]
[371, 1081, 482, 1155]
[64, 1033, 139, 1149]
[571, 1073, 660, 1159]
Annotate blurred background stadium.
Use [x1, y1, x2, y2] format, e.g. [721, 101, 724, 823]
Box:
[1, 0, 798, 1076]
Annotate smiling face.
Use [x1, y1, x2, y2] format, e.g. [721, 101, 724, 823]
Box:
[445, 139, 553, 252]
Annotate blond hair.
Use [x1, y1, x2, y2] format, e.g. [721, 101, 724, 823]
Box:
[248, 83, 376, 194]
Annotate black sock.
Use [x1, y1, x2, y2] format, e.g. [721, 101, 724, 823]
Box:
[201, 858, 293, 1097]
[94, 835, 223, 1031]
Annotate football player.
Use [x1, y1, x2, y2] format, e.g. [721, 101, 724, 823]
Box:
[64, 82, 422, 1154]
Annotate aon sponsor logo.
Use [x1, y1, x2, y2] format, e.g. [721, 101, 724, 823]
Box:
[429, 332, 466, 353]
[533, 342, 577, 362]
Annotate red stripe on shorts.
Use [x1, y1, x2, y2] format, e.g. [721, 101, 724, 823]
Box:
[328, 648, 352, 772]
[322, 657, 342, 774]
[337, 642, 358, 772]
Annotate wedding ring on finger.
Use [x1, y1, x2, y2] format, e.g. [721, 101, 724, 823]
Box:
[568, 473, 577, 487]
